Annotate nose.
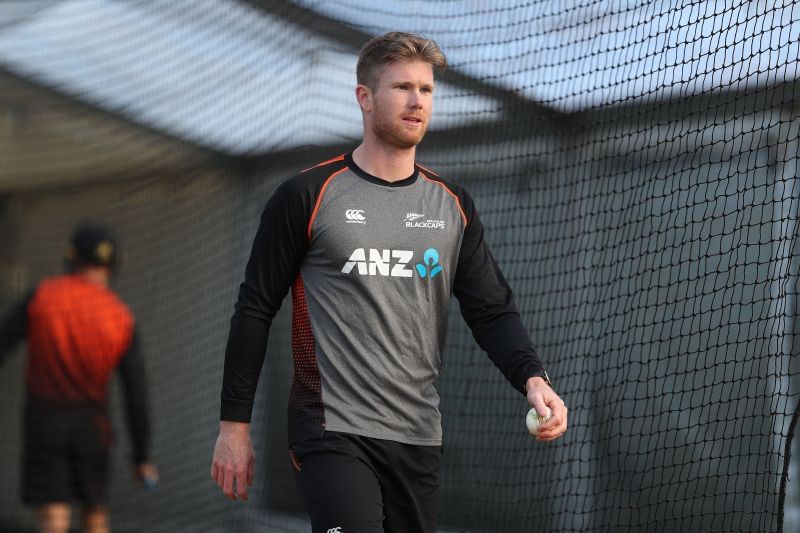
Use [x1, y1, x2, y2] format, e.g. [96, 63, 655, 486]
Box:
[408, 90, 423, 109]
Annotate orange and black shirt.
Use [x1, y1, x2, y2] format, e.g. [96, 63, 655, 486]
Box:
[0, 274, 150, 462]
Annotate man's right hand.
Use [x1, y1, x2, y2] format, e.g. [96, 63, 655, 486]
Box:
[211, 421, 255, 501]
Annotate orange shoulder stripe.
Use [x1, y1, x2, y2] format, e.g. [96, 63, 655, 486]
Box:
[302, 154, 346, 173]
[420, 174, 468, 227]
[307, 167, 348, 239]
[416, 162, 439, 177]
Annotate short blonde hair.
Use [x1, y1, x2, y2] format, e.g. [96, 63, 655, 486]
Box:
[357, 32, 447, 90]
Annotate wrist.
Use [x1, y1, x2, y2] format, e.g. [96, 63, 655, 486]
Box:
[524, 371, 551, 393]
[220, 420, 251, 434]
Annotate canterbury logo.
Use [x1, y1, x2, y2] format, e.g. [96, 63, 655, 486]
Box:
[327, 528, 343, 533]
[341, 248, 414, 277]
[345, 209, 365, 222]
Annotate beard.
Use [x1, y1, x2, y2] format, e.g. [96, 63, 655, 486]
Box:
[371, 103, 428, 149]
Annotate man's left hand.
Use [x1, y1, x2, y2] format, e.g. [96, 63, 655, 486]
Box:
[525, 376, 568, 442]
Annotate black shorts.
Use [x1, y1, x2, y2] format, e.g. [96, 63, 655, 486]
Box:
[22, 407, 112, 506]
[290, 431, 441, 533]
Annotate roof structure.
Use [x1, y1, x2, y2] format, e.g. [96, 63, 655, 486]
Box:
[0, 1, 797, 189]
[0, 0, 504, 159]
[292, 0, 800, 110]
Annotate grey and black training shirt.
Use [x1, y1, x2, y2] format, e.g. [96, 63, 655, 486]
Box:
[221, 153, 546, 446]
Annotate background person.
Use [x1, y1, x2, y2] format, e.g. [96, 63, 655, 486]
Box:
[0, 223, 157, 533]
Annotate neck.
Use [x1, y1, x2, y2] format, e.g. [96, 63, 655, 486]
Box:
[76, 266, 110, 287]
[351, 138, 416, 182]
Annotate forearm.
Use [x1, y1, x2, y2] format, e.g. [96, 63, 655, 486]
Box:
[119, 332, 151, 463]
[220, 312, 271, 422]
[472, 312, 545, 394]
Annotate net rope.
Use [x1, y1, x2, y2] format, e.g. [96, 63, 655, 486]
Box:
[0, 1, 798, 531]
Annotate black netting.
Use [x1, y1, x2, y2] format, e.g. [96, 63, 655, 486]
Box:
[0, 1, 799, 532]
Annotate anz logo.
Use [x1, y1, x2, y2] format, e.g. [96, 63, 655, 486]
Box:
[342, 248, 413, 277]
[342, 248, 443, 280]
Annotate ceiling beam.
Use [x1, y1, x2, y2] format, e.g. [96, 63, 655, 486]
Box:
[235, 1, 565, 124]
[0, 66, 239, 166]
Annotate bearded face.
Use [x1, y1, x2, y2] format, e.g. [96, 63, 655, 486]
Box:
[363, 61, 434, 149]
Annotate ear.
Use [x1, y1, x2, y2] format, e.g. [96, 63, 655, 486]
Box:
[355, 84, 372, 113]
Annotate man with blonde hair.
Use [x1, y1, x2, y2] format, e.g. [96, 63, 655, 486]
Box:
[211, 32, 567, 532]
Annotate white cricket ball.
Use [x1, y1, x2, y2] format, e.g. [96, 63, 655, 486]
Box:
[526, 407, 552, 435]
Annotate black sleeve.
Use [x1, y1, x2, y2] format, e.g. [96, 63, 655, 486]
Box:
[118, 327, 151, 464]
[220, 177, 314, 422]
[452, 190, 546, 395]
[0, 290, 34, 363]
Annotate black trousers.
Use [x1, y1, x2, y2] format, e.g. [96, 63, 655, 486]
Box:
[291, 431, 441, 533]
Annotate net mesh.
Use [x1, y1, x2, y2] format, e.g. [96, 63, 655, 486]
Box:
[0, 1, 799, 532]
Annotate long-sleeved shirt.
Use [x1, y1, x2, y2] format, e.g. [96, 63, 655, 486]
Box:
[0, 274, 150, 463]
[222, 153, 546, 446]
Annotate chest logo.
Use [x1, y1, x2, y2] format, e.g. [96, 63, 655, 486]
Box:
[404, 212, 445, 230]
[342, 248, 414, 277]
[345, 209, 366, 224]
[416, 248, 443, 279]
[341, 248, 443, 280]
